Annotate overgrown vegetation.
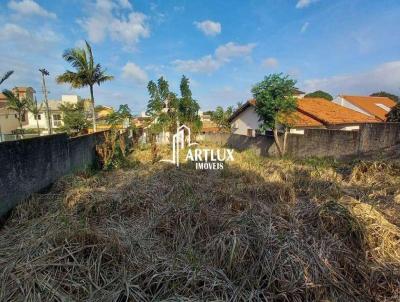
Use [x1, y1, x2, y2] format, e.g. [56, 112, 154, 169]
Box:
[59, 100, 91, 135]
[1, 147, 400, 301]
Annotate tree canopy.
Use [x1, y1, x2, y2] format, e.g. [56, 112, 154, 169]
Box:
[59, 101, 91, 135]
[387, 103, 400, 122]
[370, 91, 399, 103]
[211, 106, 233, 132]
[304, 90, 333, 101]
[106, 104, 132, 128]
[252, 73, 297, 156]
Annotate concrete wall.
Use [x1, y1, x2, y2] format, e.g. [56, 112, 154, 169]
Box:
[199, 123, 400, 158]
[0, 131, 108, 218]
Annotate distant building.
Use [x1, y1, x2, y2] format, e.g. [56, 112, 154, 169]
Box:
[0, 87, 32, 134]
[332, 95, 397, 122]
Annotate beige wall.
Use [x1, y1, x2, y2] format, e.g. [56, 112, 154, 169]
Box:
[0, 110, 22, 134]
[231, 106, 262, 136]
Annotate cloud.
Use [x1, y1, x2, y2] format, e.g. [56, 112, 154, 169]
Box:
[296, 0, 318, 9]
[79, 0, 150, 49]
[8, 0, 57, 19]
[262, 57, 279, 68]
[117, 0, 132, 9]
[172, 42, 256, 73]
[122, 62, 148, 84]
[215, 42, 256, 61]
[301, 22, 309, 33]
[302, 61, 400, 95]
[194, 20, 221, 36]
[173, 55, 222, 73]
[0, 23, 29, 40]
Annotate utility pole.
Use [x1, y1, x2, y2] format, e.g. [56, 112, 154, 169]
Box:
[39, 68, 52, 135]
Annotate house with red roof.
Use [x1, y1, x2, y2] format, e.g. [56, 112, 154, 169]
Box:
[333, 95, 397, 122]
[228, 97, 379, 137]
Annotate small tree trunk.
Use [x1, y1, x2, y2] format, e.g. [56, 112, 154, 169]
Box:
[273, 128, 283, 157]
[36, 118, 40, 136]
[282, 129, 289, 156]
[90, 85, 96, 132]
[18, 113, 23, 139]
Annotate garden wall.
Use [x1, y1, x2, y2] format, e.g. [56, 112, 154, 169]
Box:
[0, 131, 108, 218]
[199, 123, 400, 158]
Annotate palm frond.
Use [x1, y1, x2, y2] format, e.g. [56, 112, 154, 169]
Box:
[0, 71, 14, 85]
[56, 71, 85, 88]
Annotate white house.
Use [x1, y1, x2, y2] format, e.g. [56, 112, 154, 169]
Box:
[229, 97, 379, 137]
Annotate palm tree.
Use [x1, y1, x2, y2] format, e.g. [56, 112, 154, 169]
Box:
[0, 71, 13, 86]
[27, 97, 43, 135]
[56, 41, 114, 132]
[3, 89, 28, 138]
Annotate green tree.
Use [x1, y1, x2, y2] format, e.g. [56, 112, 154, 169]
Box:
[387, 103, 400, 122]
[59, 101, 91, 135]
[2, 89, 28, 136]
[0, 71, 13, 86]
[57, 41, 114, 133]
[370, 91, 399, 103]
[26, 97, 43, 135]
[178, 75, 202, 136]
[146, 77, 179, 135]
[211, 106, 233, 132]
[106, 104, 132, 128]
[304, 90, 333, 101]
[252, 73, 297, 157]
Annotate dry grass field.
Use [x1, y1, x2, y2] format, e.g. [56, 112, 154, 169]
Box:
[1, 145, 400, 301]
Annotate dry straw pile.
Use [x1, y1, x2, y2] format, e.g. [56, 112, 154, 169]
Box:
[1, 147, 400, 301]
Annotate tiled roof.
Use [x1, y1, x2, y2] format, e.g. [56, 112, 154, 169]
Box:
[286, 111, 323, 127]
[297, 98, 379, 125]
[341, 95, 397, 121]
[229, 97, 379, 128]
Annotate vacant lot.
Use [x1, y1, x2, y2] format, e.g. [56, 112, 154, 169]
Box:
[1, 146, 400, 301]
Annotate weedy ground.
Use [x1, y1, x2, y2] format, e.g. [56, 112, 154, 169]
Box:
[1, 144, 400, 301]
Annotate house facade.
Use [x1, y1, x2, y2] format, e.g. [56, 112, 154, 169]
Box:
[332, 95, 396, 121]
[0, 87, 31, 134]
[229, 97, 379, 137]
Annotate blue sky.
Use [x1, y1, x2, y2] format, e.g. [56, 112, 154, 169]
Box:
[0, 0, 399, 114]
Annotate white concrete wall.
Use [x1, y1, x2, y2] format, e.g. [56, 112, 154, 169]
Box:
[231, 106, 262, 136]
[24, 111, 49, 129]
[332, 96, 372, 116]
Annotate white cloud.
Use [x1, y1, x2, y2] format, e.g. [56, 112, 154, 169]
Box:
[296, 0, 318, 9]
[117, 0, 132, 9]
[302, 61, 400, 95]
[122, 62, 148, 84]
[173, 55, 222, 73]
[194, 20, 221, 36]
[0, 23, 29, 40]
[79, 0, 150, 48]
[172, 42, 256, 73]
[301, 22, 309, 33]
[262, 57, 279, 68]
[8, 0, 57, 19]
[215, 42, 256, 61]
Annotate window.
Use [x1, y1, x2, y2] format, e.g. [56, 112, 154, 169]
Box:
[247, 129, 254, 137]
[53, 114, 62, 127]
[21, 114, 26, 122]
[34, 114, 41, 120]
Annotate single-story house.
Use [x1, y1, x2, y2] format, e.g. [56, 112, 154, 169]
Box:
[228, 97, 379, 137]
[332, 95, 396, 121]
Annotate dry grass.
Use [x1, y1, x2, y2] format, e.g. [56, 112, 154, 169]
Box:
[1, 145, 400, 301]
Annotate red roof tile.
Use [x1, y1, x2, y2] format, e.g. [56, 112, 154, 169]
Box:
[341, 95, 397, 121]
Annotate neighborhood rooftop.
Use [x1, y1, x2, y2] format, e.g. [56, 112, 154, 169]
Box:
[337, 95, 397, 121]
